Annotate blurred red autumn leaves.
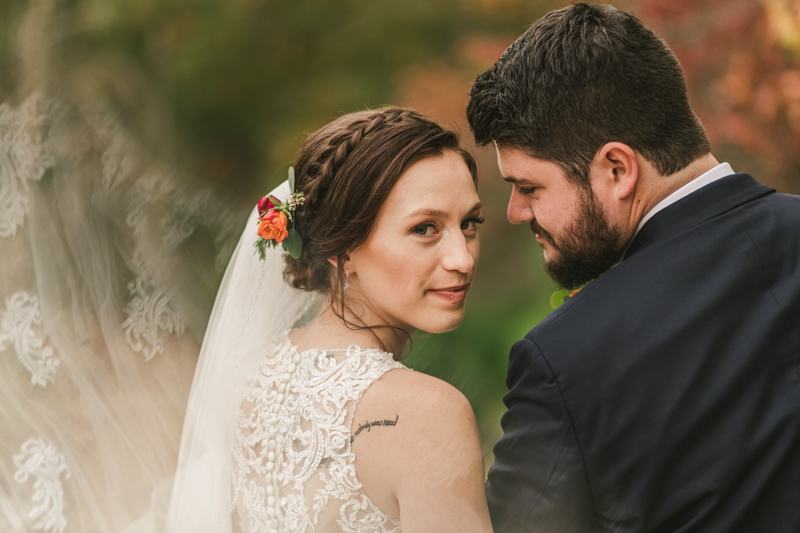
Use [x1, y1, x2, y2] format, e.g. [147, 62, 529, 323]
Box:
[398, 0, 800, 195]
[637, 0, 800, 193]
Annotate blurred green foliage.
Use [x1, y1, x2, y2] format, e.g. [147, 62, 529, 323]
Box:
[6, 0, 556, 200]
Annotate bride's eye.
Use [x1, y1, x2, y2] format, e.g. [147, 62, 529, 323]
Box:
[461, 216, 485, 232]
[411, 222, 438, 236]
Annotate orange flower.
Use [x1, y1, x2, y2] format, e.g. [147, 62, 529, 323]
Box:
[258, 210, 289, 243]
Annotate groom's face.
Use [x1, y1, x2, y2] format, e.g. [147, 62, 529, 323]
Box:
[497, 146, 625, 289]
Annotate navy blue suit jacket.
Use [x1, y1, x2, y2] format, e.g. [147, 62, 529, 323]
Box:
[487, 173, 800, 532]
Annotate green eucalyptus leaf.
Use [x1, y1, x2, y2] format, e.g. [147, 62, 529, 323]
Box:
[549, 289, 572, 309]
[254, 238, 268, 261]
[284, 228, 302, 259]
[288, 166, 295, 194]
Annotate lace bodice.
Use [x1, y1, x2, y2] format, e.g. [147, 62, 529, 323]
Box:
[233, 332, 406, 533]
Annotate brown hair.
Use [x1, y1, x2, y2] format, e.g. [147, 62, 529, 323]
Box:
[467, 3, 711, 187]
[285, 106, 476, 325]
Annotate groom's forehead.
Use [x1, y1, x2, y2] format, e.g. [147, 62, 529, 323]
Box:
[495, 146, 566, 183]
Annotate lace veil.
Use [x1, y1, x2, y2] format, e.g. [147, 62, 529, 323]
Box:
[0, 3, 322, 530]
[164, 182, 323, 532]
[0, 92, 320, 531]
[0, 89, 241, 532]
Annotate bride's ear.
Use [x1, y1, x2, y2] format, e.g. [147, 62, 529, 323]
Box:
[327, 254, 352, 272]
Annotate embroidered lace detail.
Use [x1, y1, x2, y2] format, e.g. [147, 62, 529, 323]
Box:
[122, 278, 184, 361]
[160, 190, 240, 270]
[13, 437, 70, 533]
[0, 292, 59, 387]
[234, 334, 405, 533]
[119, 169, 238, 360]
[0, 93, 57, 238]
[122, 177, 184, 361]
[97, 113, 141, 190]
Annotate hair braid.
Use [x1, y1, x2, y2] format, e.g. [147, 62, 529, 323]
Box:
[302, 112, 388, 215]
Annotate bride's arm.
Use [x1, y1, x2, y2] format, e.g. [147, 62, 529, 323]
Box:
[352, 368, 493, 533]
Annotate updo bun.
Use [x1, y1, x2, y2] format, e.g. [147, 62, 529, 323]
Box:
[284, 106, 477, 297]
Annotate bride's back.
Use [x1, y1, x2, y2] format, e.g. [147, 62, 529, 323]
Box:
[233, 332, 405, 533]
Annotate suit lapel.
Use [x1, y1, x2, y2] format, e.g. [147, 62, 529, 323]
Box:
[623, 173, 774, 260]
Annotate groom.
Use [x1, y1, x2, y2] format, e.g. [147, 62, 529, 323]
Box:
[467, 4, 800, 532]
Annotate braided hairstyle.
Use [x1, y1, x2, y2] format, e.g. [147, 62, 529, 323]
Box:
[285, 107, 477, 303]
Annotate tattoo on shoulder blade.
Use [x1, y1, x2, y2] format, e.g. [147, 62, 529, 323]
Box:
[350, 415, 399, 444]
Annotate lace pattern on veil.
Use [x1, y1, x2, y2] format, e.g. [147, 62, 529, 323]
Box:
[233, 332, 405, 533]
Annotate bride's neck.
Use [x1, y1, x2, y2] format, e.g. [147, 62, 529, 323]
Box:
[290, 298, 412, 357]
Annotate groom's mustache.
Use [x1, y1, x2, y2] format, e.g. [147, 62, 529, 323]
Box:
[530, 220, 556, 248]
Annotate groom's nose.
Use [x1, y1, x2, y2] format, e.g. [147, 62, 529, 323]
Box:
[507, 187, 534, 225]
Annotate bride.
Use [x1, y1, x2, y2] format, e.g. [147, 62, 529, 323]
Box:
[166, 107, 493, 532]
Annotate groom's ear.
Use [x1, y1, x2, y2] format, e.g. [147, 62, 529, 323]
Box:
[591, 142, 639, 201]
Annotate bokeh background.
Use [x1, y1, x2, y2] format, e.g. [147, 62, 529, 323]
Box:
[2, 0, 799, 470]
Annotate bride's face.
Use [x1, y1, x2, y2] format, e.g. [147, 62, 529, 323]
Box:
[347, 150, 481, 334]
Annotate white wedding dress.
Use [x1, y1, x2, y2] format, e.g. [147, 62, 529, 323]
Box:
[232, 332, 404, 533]
[164, 182, 407, 533]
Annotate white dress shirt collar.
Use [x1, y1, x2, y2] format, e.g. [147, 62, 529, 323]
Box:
[630, 162, 734, 242]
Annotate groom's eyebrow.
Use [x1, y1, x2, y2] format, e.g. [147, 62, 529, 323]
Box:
[503, 175, 536, 186]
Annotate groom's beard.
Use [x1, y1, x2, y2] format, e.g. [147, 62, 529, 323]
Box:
[532, 190, 625, 290]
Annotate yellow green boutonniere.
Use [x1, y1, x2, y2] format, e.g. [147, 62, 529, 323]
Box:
[549, 264, 617, 309]
[550, 286, 585, 309]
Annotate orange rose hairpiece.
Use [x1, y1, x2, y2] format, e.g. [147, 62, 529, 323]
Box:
[254, 167, 305, 260]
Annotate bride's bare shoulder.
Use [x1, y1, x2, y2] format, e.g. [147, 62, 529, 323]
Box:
[358, 367, 475, 425]
[352, 368, 487, 526]
[352, 368, 481, 475]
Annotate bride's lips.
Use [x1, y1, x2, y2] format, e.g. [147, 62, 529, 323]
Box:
[428, 284, 470, 304]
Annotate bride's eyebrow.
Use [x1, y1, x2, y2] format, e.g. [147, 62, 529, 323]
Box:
[465, 201, 483, 214]
[403, 202, 483, 218]
[404, 202, 483, 220]
[404, 208, 449, 219]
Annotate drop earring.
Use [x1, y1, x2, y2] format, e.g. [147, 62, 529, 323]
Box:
[343, 270, 350, 292]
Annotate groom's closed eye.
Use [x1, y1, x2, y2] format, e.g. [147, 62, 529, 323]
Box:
[504, 176, 539, 193]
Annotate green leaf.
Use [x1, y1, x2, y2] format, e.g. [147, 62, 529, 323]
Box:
[254, 238, 268, 261]
[284, 227, 302, 258]
[549, 289, 572, 309]
[288, 166, 295, 194]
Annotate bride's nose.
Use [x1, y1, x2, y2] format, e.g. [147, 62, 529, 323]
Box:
[440, 230, 476, 273]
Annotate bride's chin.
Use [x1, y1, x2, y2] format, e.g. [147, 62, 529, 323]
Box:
[420, 310, 467, 334]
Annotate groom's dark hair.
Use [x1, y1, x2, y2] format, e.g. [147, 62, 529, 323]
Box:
[466, 2, 711, 186]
